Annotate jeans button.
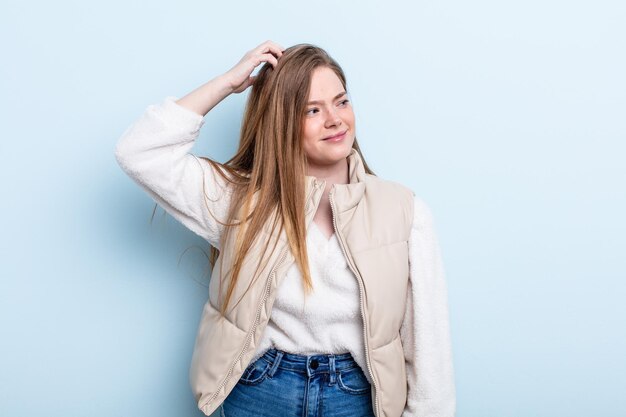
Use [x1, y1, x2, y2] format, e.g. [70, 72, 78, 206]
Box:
[310, 359, 319, 369]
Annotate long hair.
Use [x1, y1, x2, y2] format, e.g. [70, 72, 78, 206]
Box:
[196, 43, 374, 316]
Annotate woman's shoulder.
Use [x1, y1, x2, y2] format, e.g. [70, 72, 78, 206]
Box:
[366, 173, 436, 230]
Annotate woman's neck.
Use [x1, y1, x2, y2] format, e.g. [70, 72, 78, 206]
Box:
[306, 157, 350, 187]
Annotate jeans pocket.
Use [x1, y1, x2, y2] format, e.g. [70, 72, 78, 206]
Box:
[238, 357, 271, 386]
[337, 366, 371, 395]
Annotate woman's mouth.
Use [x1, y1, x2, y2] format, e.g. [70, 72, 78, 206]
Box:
[322, 130, 347, 142]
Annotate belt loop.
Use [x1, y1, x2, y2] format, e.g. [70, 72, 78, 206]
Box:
[328, 355, 336, 385]
[267, 350, 283, 378]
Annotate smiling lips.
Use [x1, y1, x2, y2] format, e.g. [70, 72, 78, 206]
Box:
[322, 130, 348, 141]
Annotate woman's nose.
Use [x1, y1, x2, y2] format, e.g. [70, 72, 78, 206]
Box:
[325, 110, 342, 128]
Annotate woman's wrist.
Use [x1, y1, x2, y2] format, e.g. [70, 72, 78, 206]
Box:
[175, 74, 235, 117]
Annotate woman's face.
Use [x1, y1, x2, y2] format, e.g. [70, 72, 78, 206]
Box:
[301, 66, 355, 170]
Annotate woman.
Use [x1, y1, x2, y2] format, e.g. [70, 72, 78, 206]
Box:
[115, 40, 456, 417]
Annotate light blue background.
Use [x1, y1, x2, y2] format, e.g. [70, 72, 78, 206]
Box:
[1, 1, 625, 416]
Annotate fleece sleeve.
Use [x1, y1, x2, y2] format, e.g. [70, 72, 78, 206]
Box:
[399, 195, 456, 417]
[114, 96, 233, 249]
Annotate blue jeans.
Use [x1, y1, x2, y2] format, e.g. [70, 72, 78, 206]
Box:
[220, 348, 375, 417]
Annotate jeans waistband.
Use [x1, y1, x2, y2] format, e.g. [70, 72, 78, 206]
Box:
[260, 348, 360, 380]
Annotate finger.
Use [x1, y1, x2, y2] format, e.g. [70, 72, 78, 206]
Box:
[256, 53, 278, 68]
[269, 41, 285, 56]
[257, 40, 283, 58]
[266, 53, 279, 67]
[255, 40, 273, 54]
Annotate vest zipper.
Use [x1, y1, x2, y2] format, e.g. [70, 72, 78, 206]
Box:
[201, 181, 318, 412]
[329, 186, 381, 417]
[202, 245, 290, 411]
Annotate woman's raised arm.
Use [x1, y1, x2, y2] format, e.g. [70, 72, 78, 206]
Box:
[114, 40, 285, 248]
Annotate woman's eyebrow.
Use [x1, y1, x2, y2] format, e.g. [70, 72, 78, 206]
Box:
[307, 91, 347, 105]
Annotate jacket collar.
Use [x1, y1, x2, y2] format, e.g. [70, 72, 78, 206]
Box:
[304, 148, 367, 214]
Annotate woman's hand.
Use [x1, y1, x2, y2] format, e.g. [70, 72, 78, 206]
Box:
[223, 40, 285, 94]
[174, 41, 285, 117]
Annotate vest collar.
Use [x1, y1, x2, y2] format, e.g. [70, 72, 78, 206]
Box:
[304, 148, 367, 214]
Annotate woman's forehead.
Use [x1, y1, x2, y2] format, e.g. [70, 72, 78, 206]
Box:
[308, 68, 345, 101]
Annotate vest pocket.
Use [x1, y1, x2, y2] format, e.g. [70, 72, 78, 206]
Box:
[369, 334, 408, 417]
[189, 300, 249, 405]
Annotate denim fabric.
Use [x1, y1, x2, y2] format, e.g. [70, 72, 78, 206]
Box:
[220, 348, 375, 417]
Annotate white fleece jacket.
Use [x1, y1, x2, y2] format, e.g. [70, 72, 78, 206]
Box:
[114, 96, 457, 417]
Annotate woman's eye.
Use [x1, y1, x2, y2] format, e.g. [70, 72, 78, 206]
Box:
[306, 100, 348, 115]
